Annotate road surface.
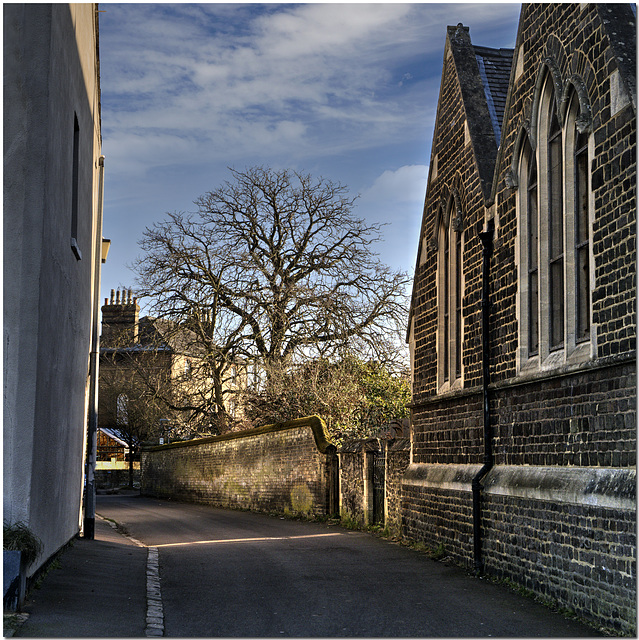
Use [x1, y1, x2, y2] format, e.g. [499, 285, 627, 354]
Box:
[95, 495, 601, 637]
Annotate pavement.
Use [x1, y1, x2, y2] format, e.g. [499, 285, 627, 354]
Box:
[7, 513, 148, 638]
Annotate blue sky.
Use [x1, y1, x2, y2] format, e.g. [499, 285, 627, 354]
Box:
[98, 3, 522, 311]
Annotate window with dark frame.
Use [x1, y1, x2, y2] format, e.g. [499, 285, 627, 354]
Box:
[547, 98, 564, 350]
[71, 113, 82, 260]
[526, 138, 539, 356]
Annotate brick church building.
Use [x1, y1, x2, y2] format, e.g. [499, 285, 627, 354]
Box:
[405, 4, 635, 634]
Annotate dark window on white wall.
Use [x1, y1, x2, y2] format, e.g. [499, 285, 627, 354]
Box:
[71, 113, 82, 260]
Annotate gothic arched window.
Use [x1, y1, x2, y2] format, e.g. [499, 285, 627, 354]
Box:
[516, 69, 593, 372]
[437, 197, 464, 390]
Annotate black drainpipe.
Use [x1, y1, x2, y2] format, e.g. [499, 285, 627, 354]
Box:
[472, 218, 494, 575]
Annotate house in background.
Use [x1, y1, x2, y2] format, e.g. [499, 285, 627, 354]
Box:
[97, 428, 131, 467]
[406, 5, 635, 635]
[98, 287, 248, 446]
[4, 3, 107, 605]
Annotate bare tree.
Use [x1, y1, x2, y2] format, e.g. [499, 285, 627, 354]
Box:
[99, 348, 172, 487]
[134, 167, 410, 420]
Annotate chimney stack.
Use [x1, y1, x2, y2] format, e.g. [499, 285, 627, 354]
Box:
[101, 287, 140, 347]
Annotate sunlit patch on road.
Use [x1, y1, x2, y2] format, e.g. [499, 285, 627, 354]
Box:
[154, 532, 345, 548]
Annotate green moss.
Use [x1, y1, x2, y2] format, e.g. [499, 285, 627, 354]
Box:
[290, 483, 313, 514]
[148, 415, 333, 453]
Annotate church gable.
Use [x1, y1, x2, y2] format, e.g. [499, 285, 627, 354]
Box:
[492, 2, 636, 377]
[410, 22, 513, 399]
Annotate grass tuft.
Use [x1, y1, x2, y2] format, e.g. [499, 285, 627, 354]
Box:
[3, 521, 43, 566]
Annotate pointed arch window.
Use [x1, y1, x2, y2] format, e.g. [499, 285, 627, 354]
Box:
[454, 228, 463, 379]
[437, 196, 464, 391]
[525, 136, 539, 356]
[516, 70, 593, 372]
[442, 221, 450, 382]
[573, 110, 590, 343]
[547, 97, 564, 350]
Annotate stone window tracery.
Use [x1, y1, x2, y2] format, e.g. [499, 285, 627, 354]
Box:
[515, 67, 594, 373]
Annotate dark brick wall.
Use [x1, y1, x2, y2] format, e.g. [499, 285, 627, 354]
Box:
[407, 4, 636, 635]
[385, 439, 411, 535]
[402, 483, 473, 565]
[412, 392, 483, 465]
[141, 418, 335, 516]
[493, 361, 636, 467]
[482, 493, 636, 635]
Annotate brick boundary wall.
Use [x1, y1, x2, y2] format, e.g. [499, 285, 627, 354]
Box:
[338, 439, 377, 525]
[404, 358, 636, 635]
[384, 439, 411, 536]
[482, 467, 636, 629]
[338, 438, 411, 532]
[402, 462, 636, 633]
[140, 416, 338, 516]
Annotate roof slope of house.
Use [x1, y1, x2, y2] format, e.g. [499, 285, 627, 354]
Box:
[99, 427, 130, 448]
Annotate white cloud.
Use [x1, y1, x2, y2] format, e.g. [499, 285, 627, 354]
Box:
[97, 2, 521, 301]
[100, 3, 520, 177]
[362, 165, 429, 205]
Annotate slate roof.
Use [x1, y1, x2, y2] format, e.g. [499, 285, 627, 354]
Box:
[473, 46, 514, 146]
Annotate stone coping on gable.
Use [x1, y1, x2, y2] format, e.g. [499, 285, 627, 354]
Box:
[143, 415, 334, 455]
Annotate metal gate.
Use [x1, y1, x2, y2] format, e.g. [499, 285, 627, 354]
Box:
[372, 450, 385, 525]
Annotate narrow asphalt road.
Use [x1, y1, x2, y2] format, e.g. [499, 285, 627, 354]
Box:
[95, 495, 601, 637]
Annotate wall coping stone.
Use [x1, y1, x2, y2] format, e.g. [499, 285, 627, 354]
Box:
[404, 463, 636, 511]
[143, 415, 334, 454]
[483, 465, 636, 511]
[403, 463, 483, 492]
